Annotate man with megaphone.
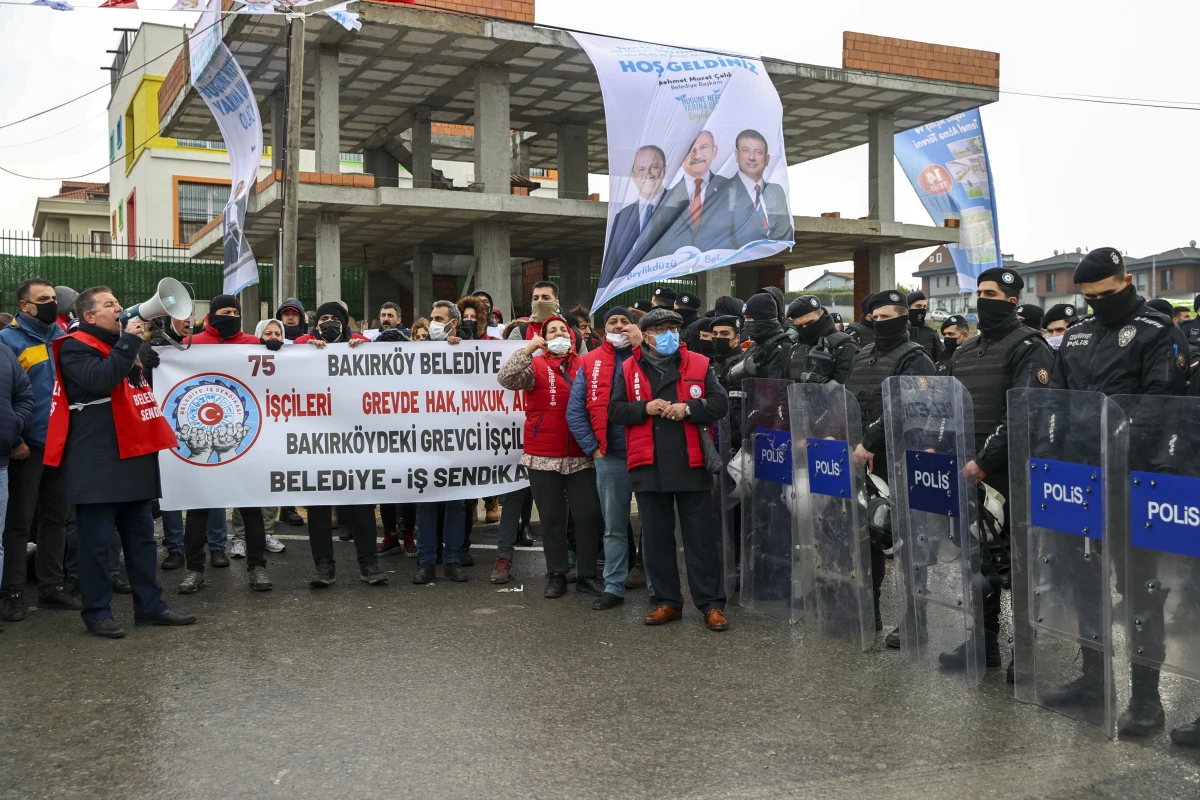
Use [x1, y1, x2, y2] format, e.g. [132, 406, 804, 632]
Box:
[43, 286, 197, 638]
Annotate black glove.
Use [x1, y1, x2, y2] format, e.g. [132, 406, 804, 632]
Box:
[263, 339, 284, 352]
[376, 328, 407, 343]
[139, 341, 161, 369]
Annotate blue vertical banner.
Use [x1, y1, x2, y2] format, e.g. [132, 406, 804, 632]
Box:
[894, 109, 999, 292]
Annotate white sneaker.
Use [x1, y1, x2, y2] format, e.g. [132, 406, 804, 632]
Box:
[229, 538, 247, 558]
[264, 533, 286, 553]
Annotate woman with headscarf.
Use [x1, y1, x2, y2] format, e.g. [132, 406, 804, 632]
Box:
[497, 315, 602, 599]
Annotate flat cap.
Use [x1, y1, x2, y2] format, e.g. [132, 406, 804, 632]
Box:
[638, 307, 683, 331]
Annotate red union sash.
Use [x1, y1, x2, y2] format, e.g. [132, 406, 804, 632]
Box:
[43, 331, 177, 467]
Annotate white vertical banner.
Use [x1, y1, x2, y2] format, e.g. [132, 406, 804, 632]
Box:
[190, 0, 263, 295]
[574, 33, 795, 311]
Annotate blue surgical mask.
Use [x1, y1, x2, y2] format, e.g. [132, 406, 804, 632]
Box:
[653, 329, 680, 355]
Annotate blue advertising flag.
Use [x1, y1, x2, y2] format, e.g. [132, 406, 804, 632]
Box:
[894, 109, 1000, 292]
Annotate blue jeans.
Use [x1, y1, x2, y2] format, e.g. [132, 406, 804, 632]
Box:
[416, 501, 465, 566]
[162, 508, 227, 553]
[595, 455, 632, 597]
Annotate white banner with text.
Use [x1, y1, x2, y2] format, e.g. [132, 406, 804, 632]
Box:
[153, 341, 529, 510]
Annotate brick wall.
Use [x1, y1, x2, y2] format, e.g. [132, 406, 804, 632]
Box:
[364, 0, 534, 22]
[843, 32, 999, 88]
[521, 259, 548, 314]
[432, 276, 460, 302]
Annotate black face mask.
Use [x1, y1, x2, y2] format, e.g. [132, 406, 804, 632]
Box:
[713, 338, 734, 358]
[976, 298, 1017, 333]
[942, 337, 960, 354]
[873, 315, 910, 349]
[31, 300, 59, 325]
[908, 308, 927, 328]
[1088, 284, 1141, 328]
[210, 314, 242, 339]
[283, 324, 303, 340]
[795, 321, 823, 346]
[745, 319, 781, 343]
[261, 338, 284, 351]
[318, 320, 343, 343]
[696, 338, 715, 356]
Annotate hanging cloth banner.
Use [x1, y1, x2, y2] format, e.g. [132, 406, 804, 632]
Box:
[894, 108, 1001, 293]
[574, 33, 795, 312]
[190, 0, 263, 295]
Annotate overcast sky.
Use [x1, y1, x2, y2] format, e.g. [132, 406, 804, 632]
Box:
[0, 0, 1197, 290]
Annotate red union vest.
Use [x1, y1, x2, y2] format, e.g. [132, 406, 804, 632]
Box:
[522, 352, 585, 458]
[43, 331, 177, 467]
[581, 341, 618, 456]
[622, 345, 709, 470]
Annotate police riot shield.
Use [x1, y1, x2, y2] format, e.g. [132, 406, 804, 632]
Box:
[883, 375, 986, 687]
[1009, 388, 1114, 736]
[740, 378, 800, 622]
[713, 417, 739, 600]
[788, 382, 874, 649]
[1108, 394, 1200, 713]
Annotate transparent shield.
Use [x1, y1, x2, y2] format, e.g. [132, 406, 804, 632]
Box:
[788, 382, 874, 650]
[1009, 388, 1114, 737]
[1108, 394, 1200, 684]
[713, 417, 739, 600]
[882, 375, 985, 688]
[739, 378, 800, 622]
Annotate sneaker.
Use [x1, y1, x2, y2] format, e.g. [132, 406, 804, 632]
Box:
[178, 571, 206, 594]
[210, 550, 230, 568]
[626, 566, 646, 590]
[229, 539, 247, 559]
[248, 567, 274, 592]
[264, 534, 286, 553]
[2, 591, 26, 622]
[402, 530, 418, 558]
[310, 561, 336, 588]
[40, 587, 84, 609]
[490, 557, 512, 584]
[360, 562, 389, 585]
[378, 532, 402, 556]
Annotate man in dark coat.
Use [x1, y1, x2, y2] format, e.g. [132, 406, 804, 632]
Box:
[0, 345, 34, 631]
[55, 287, 196, 638]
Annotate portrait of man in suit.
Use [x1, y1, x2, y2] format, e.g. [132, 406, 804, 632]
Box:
[599, 144, 667, 288]
[641, 130, 734, 263]
[729, 129, 793, 247]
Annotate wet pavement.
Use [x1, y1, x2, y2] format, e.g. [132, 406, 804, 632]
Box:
[4, 520, 1200, 800]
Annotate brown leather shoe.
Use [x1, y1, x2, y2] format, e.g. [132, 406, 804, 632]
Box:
[644, 604, 682, 626]
[705, 608, 729, 631]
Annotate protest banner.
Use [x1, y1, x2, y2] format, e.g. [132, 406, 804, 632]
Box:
[574, 33, 795, 311]
[153, 341, 530, 510]
[894, 108, 1000, 292]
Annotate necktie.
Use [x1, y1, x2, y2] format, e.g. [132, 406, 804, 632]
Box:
[642, 202, 654, 231]
[755, 184, 768, 231]
[689, 178, 703, 228]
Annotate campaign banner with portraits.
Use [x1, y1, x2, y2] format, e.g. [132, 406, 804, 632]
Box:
[153, 341, 530, 510]
[574, 34, 795, 312]
[191, 0, 263, 296]
[894, 108, 1000, 293]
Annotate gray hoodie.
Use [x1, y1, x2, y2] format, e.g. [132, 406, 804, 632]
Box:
[275, 297, 308, 340]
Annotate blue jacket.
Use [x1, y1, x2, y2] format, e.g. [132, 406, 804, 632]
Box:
[0, 345, 35, 467]
[566, 346, 632, 458]
[0, 312, 65, 447]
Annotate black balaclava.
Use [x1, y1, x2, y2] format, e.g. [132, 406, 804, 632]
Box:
[1088, 284, 1141, 328]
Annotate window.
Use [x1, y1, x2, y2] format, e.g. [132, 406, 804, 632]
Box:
[1136, 271, 1147, 290]
[935, 252, 942, 263]
[529, 168, 550, 177]
[177, 180, 230, 245]
[177, 139, 228, 151]
[1162, 269, 1175, 291]
[90, 231, 111, 255]
[1045, 272, 1058, 293]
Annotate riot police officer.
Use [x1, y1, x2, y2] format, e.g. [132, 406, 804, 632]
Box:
[846, 290, 936, 630]
[905, 291, 943, 360]
[1177, 293, 1200, 353]
[1016, 303, 1044, 332]
[785, 295, 858, 384]
[729, 291, 792, 381]
[936, 315, 970, 374]
[940, 266, 1053, 672]
[845, 294, 875, 348]
[1041, 303, 1077, 351]
[711, 315, 744, 430]
[1042, 247, 1190, 740]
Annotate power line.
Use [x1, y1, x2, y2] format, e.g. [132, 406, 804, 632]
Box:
[998, 89, 1200, 111]
[0, 110, 108, 149]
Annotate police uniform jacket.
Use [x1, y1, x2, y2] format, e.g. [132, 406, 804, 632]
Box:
[844, 333, 936, 456]
[910, 323, 945, 361]
[786, 315, 858, 384]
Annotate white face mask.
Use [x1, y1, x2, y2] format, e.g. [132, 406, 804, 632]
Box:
[546, 337, 572, 355]
[1047, 334, 1063, 350]
[429, 321, 451, 341]
[606, 332, 630, 348]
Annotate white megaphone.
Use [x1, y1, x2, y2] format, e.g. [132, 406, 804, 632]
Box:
[119, 278, 193, 328]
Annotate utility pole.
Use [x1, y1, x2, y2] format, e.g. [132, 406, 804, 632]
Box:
[279, 14, 304, 303]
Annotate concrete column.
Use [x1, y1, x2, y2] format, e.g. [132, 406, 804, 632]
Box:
[364, 147, 399, 187]
[556, 122, 588, 200]
[411, 106, 432, 189]
[412, 245, 434, 321]
[240, 282, 261, 333]
[314, 44, 340, 173]
[867, 111, 895, 291]
[473, 221, 511, 321]
[315, 211, 341, 306]
[473, 65, 510, 194]
[698, 265, 732, 309]
[270, 91, 285, 170]
[558, 248, 591, 312]
[512, 133, 530, 177]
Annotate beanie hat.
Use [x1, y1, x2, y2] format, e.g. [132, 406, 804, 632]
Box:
[315, 301, 349, 326]
[742, 292, 778, 320]
[603, 305, 631, 323]
[209, 295, 241, 316]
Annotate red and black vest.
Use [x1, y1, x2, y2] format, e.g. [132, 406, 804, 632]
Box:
[523, 352, 585, 458]
[622, 346, 709, 470]
[43, 331, 178, 467]
[581, 341, 618, 456]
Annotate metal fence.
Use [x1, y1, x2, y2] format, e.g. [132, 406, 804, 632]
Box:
[0, 233, 364, 319]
